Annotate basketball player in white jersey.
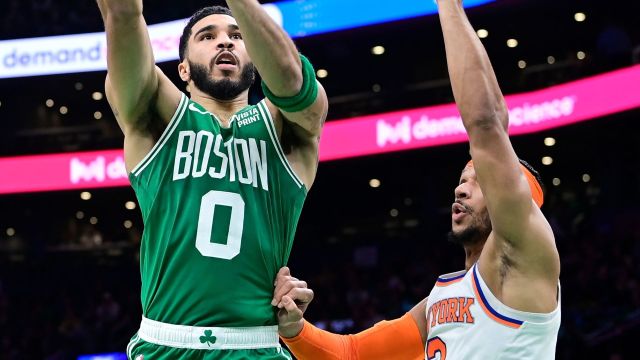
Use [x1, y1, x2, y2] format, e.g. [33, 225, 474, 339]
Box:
[271, 0, 561, 358]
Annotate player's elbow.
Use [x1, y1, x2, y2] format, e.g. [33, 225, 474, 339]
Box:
[465, 106, 508, 128]
[461, 96, 508, 129]
[464, 118, 507, 141]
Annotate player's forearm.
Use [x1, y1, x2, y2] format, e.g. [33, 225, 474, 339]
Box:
[226, 0, 303, 97]
[282, 314, 424, 360]
[96, 0, 143, 21]
[437, 0, 508, 131]
[281, 320, 355, 360]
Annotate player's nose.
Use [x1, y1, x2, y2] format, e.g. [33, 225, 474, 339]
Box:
[454, 184, 469, 201]
[216, 36, 234, 50]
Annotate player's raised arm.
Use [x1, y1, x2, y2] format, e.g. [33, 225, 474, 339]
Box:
[437, 0, 559, 296]
[96, 0, 181, 158]
[225, 0, 328, 139]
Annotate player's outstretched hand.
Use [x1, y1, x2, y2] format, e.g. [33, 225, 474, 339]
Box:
[272, 267, 314, 338]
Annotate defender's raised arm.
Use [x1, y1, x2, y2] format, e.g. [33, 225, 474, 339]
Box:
[437, 0, 559, 311]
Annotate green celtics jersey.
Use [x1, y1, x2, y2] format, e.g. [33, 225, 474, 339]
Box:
[128, 93, 307, 327]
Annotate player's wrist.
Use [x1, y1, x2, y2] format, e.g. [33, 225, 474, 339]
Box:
[278, 319, 305, 339]
[436, 0, 464, 8]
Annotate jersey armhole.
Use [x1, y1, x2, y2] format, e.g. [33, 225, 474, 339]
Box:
[256, 100, 306, 190]
[130, 93, 189, 177]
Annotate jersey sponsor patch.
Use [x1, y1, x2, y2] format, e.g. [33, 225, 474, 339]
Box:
[237, 107, 261, 127]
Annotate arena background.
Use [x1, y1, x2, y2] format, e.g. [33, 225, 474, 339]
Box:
[0, 0, 639, 359]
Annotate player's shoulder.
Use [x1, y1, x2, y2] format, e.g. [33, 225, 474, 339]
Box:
[434, 269, 468, 287]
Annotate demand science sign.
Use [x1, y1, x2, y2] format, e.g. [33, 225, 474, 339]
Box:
[321, 65, 640, 160]
[1, 65, 639, 194]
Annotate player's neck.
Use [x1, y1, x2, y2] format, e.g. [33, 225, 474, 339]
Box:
[463, 242, 483, 270]
[191, 91, 249, 124]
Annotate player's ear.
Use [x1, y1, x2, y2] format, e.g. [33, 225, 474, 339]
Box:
[179, 61, 190, 82]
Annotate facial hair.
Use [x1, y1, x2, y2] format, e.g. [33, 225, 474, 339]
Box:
[447, 207, 492, 247]
[188, 59, 256, 101]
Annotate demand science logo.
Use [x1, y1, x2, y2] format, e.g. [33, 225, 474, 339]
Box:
[70, 155, 127, 185]
[376, 96, 578, 148]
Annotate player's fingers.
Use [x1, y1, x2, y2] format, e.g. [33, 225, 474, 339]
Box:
[273, 279, 294, 305]
[273, 278, 303, 305]
[273, 280, 308, 306]
[281, 295, 303, 318]
[274, 267, 290, 286]
[273, 270, 298, 290]
[289, 287, 314, 304]
[273, 267, 294, 305]
[278, 267, 291, 279]
[275, 279, 306, 300]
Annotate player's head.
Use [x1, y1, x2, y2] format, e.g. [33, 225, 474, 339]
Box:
[448, 159, 545, 247]
[178, 6, 256, 101]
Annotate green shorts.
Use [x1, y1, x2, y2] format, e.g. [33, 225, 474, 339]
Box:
[127, 334, 292, 360]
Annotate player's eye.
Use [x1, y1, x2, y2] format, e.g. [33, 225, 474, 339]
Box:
[231, 33, 243, 40]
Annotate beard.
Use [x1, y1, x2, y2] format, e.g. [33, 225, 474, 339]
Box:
[447, 208, 492, 247]
[188, 59, 256, 101]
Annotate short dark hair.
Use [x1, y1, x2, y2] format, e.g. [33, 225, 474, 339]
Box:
[179, 6, 233, 62]
[518, 158, 545, 197]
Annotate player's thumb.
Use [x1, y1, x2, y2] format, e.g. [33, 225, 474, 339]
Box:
[278, 266, 291, 277]
[282, 295, 300, 316]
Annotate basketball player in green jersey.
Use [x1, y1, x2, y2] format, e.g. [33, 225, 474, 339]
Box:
[95, 0, 328, 358]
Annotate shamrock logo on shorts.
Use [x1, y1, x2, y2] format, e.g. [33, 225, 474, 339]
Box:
[200, 329, 217, 346]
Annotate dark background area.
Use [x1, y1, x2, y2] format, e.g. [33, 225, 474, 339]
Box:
[1, 0, 639, 359]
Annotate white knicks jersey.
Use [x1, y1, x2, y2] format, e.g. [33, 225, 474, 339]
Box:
[425, 264, 560, 360]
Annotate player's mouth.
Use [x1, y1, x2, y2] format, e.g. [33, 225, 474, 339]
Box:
[214, 51, 238, 71]
[452, 202, 469, 222]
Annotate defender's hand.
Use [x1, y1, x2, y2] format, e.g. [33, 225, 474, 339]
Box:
[272, 267, 314, 338]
